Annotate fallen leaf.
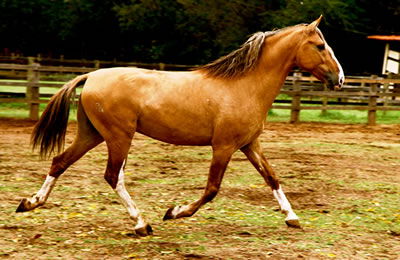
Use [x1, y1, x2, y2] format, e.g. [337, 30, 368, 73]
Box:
[389, 230, 400, 236]
[33, 234, 42, 240]
[68, 212, 84, 218]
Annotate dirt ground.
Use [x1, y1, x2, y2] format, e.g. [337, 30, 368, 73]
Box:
[0, 118, 399, 259]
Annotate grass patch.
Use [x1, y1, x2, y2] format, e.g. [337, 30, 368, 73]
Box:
[0, 102, 78, 119]
[0, 102, 32, 118]
[268, 109, 400, 124]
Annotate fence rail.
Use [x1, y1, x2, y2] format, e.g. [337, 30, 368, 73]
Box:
[1, 60, 400, 125]
[0, 55, 193, 71]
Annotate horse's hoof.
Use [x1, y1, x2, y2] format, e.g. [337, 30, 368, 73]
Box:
[163, 207, 175, 221]
[16, 199, 30, 213]
[285, 219, 302, 229]
[135, 224, 153, 237]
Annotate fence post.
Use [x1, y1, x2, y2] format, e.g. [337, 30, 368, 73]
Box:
[367, 75, 378, 126]
[26, 57, 34, 99]
[321, 85, 328, 115]
[290, 72, 302, 123]
[94, 60, 100, 69]
[382, 82, 389, 115]
[27, 57, 40, 120]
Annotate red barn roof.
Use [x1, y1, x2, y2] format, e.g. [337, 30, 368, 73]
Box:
[367, 35, 400, 41]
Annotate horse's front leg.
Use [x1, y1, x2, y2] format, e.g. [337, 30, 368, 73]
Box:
[241, 138, 301, 228]
[163, 146, 235, 220]
[111, 159, 152, 236]
[103, 138, 153, 237]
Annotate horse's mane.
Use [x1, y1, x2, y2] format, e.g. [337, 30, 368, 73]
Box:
[197, 25, 306, 79]
[196, 32, 266, 79]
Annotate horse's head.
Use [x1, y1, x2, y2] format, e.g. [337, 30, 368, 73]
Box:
[295, 16, 344, 90]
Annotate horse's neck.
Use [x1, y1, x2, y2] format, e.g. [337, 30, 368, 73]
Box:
[244, 29, 303, 109]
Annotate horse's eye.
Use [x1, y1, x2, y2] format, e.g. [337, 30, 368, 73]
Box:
[317, 44, 325, 51]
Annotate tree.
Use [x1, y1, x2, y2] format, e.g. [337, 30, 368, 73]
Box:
[0, 0, 69, 56]
[0, 0, 398, 73]
[114, 0, 259, 64]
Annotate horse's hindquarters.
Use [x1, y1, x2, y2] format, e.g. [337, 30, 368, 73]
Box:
[81, 68, 216, 145]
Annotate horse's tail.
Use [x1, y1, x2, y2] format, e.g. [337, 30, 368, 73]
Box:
[31, 73, 89, 159]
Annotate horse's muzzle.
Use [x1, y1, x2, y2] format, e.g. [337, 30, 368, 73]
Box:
[325, 72, 343, 91]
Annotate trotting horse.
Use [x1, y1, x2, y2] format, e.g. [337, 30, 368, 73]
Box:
[16, 16, 344, 236]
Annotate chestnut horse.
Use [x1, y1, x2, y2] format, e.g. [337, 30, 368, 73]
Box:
[16, 16, 344, 236]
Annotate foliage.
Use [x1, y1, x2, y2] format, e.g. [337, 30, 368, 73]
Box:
[261, 0, 362, 29]
[0, 0, 399, 72]
[113, 0, 265, 63]
[0, 0, 121, 59]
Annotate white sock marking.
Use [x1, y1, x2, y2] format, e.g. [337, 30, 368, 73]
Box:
[273, 187, 298, 221]
[114, 160, 147, 229]
[29, 175, 57, 207]
[171, 204, 191, 218]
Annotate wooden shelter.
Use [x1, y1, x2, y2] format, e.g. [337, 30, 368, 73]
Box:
[367, 35, 400, 75]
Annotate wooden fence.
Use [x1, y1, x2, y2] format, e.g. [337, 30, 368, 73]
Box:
[276, 72, 400, 125]
[1, 60, 400, 125]
[0, 55, 193, 71]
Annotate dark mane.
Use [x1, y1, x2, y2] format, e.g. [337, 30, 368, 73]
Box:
[197, 25, 306, 79]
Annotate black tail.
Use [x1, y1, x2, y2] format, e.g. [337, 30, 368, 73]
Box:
[31, 74, 89, 159]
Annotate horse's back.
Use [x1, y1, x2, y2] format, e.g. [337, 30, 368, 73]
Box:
[80, 67, 216, 145]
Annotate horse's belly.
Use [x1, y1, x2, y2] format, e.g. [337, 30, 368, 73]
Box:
[136, 116, 213, 146]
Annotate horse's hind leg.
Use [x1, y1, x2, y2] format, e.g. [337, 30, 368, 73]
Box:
[240, 138, 301, 228]
[103, 137, 152, 237]
[16, 102, 104, 212]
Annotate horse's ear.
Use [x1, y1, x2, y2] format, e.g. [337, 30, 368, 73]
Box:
[307, 15, 323, 33]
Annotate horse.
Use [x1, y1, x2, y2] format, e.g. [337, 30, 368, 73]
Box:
[16, 16, 344, 236]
